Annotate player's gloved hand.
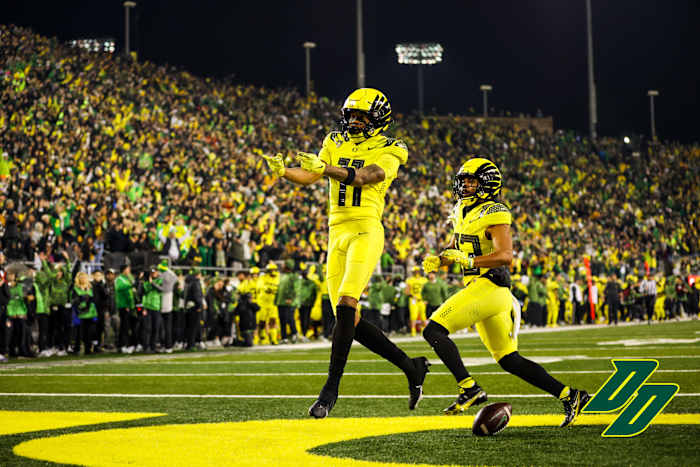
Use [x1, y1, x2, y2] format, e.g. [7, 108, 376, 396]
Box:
[296, 152, 325, 174]
[262, 153, 286, 177]
[440, 249, 474, 269]
[422, 255, 441, 274]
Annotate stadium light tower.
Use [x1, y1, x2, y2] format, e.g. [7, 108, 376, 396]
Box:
[647, 90, 659, 141]
[356, 0, 365, 88]
[303, 42, 316, 97]
[395, 43, 443, 114]
[586, 0, 598, 140]
[479, 84, 493, 117]
[123, 1, 136, 56]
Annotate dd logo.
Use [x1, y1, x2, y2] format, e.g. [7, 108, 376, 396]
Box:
[583, 359, 679, 437]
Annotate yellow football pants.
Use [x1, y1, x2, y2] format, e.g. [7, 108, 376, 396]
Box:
[431, 276, 518, 361]
[326, 219, 384, 313]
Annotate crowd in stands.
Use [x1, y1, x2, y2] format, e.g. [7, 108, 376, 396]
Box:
[0, 25, 699, 359]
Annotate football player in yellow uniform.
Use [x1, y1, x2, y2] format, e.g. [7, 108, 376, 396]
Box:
[422, 157, 589, 427]
[238, 266, 261, 344]
[405, 266, 428, 336]
[256, 263, 281, 345]
[546, 273, 560, 327]
[263, 88, 429, 419]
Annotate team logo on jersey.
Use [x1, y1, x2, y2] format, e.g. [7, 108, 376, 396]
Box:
[582, 359, 679, 437]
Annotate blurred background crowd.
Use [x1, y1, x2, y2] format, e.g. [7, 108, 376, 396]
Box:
[1, 25, 698, 359]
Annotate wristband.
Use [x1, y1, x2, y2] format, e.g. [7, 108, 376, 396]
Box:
[466, 256, 474, 269]
[342, 167, 356, 185]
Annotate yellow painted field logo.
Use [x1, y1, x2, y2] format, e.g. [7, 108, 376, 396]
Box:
[582, 359, 679, 437]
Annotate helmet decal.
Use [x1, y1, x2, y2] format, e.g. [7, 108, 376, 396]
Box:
[453, 157, 502, 207]
[340, 88, 393, 141]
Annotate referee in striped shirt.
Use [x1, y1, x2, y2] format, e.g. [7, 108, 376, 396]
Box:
[640, 275, 657, 324]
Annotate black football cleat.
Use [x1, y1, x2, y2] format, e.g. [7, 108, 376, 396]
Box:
[408, 356, 431, 410]
[560, 389, 591, 427]
[444, 382, 488, 415]
[308, 390, 337, 419]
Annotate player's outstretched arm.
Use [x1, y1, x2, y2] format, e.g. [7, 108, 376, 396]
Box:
[263, 153, 322, 186]
[283, 167, 323, 186]
[296, 152, 385, 187]
[326, 164, 385, 187]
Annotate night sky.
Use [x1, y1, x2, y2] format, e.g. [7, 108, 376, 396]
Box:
[3, 0, 699, 142]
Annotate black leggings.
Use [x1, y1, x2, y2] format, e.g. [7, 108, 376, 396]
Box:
[37, 314, 50, 351]
[79, 318, 95, 353]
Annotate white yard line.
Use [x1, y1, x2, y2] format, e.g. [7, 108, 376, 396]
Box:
[4, 369, 700, 377]
[0, 392, 699, 399]
[0, 319, 696, 371]
[2, 354, 700, 371]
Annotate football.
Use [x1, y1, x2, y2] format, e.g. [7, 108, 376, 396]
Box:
[472, 402, 512, 436]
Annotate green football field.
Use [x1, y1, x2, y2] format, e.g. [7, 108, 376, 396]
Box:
[1, 320, 699, 466]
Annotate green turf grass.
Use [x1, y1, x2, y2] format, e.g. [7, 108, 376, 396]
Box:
[0, 320, 698, 466]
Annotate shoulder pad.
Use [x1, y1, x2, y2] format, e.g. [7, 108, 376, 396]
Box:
[384, 137, 408, 150]
[380, 137, 408, 164]
[324, 131, 346, 149]
[483, 203, 510, 216]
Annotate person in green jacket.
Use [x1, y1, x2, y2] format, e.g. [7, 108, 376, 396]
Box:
[378, 275, 396, 333]
[72, 272, 97, 355]
[31, 257, 53, 353]
[141, 267, 163, 353]
[47, 258, 73, 355]
[422, 272, 448, 319]
[394, 275, 409, 333]
[436, 271, 451, 299]
[527, 273, 547, 327]
[31, 273, 50, 356]
[115, 265, 137, 353]
[294, 266, 318, 341]
[172, 273, 186, 350]
[276, 262, 298, 343]
[367, 274, 386, 330]
[3, 272, 34, 358]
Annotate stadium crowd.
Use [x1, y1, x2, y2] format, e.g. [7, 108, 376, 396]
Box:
[0, 25, 699, 359]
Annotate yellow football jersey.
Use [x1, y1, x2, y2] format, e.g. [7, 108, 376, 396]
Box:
[238, 278, 259, 303]
[450, 200, 512, 278]
[256, 273, 280, 306]
[319, 132, 408, 226]
[546, 278, 560, 300]
[406, 275, 428, 299]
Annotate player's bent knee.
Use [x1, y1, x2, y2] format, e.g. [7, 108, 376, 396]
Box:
[497, 351, 523, 374]
[422, 320, 449, 345]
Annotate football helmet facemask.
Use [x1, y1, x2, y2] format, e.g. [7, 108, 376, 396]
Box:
[453, 157, 502, 208]
[340, 88, 392, 142]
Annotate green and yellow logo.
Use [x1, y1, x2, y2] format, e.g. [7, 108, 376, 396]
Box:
[582, 359, 679, 437]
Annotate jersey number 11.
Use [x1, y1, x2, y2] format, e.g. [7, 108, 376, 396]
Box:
[337, 158, 365, 207]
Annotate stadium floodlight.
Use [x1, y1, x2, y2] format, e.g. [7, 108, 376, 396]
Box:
[123, 1, 136, 57]
[479, 84, 493, 117]
[302, 42, 316, 97]
[395, 43, 443, 114]
[647, 90, 659, 141]
[395, 43, 443, 65]
[69, 38, 116, 54]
